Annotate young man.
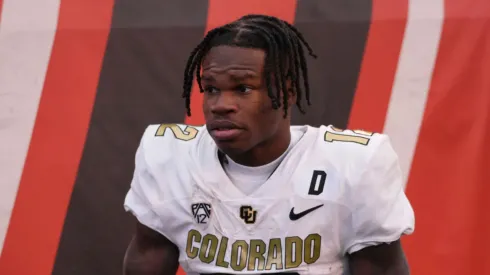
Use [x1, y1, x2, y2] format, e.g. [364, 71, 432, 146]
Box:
[123, 14, 414, 275]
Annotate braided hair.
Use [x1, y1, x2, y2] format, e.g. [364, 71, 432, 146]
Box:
[182, 14, 317, 117]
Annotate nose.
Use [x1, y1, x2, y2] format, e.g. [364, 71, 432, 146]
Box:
[210, 92, 238, 115]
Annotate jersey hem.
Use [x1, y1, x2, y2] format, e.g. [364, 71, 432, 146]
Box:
[343, 230, 412, 255]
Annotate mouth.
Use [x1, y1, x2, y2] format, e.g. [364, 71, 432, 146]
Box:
[208, 121, 244, 141]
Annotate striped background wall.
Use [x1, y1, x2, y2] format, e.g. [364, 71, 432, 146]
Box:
[0, 0, 489, 274]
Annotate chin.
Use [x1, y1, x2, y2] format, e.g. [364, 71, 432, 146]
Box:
[214, 139, 248, 156]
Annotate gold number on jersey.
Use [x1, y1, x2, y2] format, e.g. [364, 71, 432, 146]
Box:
[324, 127, 373, 146]
[155, 124, 198, 141]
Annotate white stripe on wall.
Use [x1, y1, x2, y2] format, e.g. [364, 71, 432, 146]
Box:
[383, 0, 445, 188]
[0, 0, 60, 254]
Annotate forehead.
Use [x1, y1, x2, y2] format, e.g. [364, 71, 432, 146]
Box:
[202, 46, 266, 73]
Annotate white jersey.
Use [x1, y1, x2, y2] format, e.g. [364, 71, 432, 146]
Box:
[124, 124, 415, 275]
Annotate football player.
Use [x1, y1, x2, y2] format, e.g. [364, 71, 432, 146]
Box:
[123, 14, 415, 275]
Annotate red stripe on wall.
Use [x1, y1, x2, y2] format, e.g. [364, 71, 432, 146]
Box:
[347, 0, 408, 132]
[404, 1, 490, 274]
[0, 0, 114, 274]
[184, 0, 298, 126]
[182, 2, 297, 273]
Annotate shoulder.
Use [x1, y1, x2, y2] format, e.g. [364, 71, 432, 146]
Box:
[314, 126, 409, 221]
[138, 123, 206, 166]
[288, 125, 396, 201]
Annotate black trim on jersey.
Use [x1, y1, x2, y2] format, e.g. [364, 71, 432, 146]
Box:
[217, 150, 228, 165]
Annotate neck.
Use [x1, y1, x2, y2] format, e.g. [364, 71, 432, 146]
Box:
[227, 126, 291, 167]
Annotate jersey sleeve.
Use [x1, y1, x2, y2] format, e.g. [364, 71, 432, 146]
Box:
[343, 134, 415, 255]
[123, 126, 165, 234]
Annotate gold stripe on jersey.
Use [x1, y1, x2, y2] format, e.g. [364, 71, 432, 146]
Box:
[325, 132, 370, 145]
[324, 127, 374, 146]
[185, 229, 321, 272]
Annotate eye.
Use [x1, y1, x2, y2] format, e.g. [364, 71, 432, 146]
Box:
[237, 85, 253, 94]
[204, 86, 219, 94]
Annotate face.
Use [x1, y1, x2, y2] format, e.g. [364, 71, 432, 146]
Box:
[201, 45, 293, 156]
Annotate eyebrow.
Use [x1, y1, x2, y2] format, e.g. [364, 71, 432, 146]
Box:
[201, 72, 259, 82]
[230, 73, 258, 81]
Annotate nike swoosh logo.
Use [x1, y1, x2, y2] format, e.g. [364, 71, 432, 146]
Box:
[289, 204, 324, 221]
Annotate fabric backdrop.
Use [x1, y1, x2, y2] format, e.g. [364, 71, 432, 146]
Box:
[0, 0, 489, 274]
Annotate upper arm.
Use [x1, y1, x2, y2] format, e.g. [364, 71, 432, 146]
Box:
[348, 240, 409, 275]
[123, 221, 179, 275]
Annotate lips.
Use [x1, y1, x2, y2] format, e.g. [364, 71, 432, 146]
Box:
[207, 120, 243, 141]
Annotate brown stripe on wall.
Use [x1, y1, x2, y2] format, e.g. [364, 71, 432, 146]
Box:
[52, 1, 208, 275]
[292, 0, 372, 128]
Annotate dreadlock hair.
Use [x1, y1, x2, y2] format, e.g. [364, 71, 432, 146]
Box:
[182, 14, 317, 117]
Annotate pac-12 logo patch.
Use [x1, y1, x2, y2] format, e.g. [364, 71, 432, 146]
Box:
[191, 203, 211, 224]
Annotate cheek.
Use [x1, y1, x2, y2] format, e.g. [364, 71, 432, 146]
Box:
[202, 100, 209, 113]
[256, 100, 283, 133]
[256, 93, 281, 118]
[240, 93, 268, 117]
[202, 95, 212, 115]
[251, 95, 275, 121]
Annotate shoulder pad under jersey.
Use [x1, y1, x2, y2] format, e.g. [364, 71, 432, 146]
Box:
[313, 125, 391, 181]
[139, 123, 205, 167]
